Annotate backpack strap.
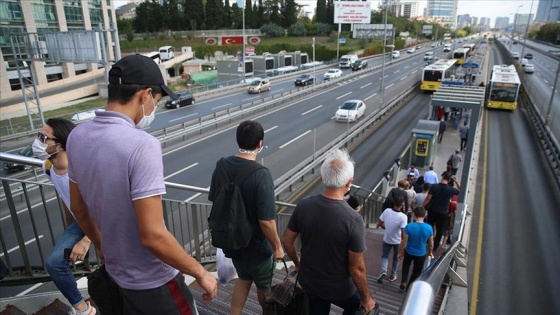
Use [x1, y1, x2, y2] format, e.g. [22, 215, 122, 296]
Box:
[217, 158, 266, 186]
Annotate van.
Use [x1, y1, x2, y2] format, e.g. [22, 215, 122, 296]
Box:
[443, 44, 451, 52]
[392, 50, 400, 58]
[339, 54, 358, 68]
[159, 46, 174, 61]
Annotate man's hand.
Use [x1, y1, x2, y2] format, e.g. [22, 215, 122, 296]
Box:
[70, 238, 91, 262]
[273, 247, 285, 261]
[398, 252, 404, 260]
[361, 296, 377, 313]
[195, 271, 218, 301]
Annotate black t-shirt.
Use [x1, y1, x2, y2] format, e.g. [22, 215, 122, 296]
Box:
[428, 183, 459, 214]
[288, 194, 366, 300]
[208, 156, 276, 263]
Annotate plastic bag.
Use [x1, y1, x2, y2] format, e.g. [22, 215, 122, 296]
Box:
[217, 248, 238, 284]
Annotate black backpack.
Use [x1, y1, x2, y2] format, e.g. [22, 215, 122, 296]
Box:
[208, 158, 266, 251]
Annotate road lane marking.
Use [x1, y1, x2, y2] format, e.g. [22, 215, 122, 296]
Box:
[384, 75, 389, 78]
[400, 76, 408, 81]
[404, 65, 410, 69]
[16, 283, 44, 297]
[0, 235, 44, 257]
[385, 83, 394, 90]
[412, 70, 418, 74]
[0, 196, 59, 222]
[164, 163, 199, 180]
[394, 70, 400, 73]
[364, 93, 377, 101]
[360, 82, 373, 89]
[211, 103, 232, 110]
[470, 112, 489, 315]
[279, 130, 311, 149]
[169, 113, 198, 123]
[301, 105, 323, 115]
[544, 79, 549, 84]
[265, 125, 278, 133]
[336, 92, 352, 100]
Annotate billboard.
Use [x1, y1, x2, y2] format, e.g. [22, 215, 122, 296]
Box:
[422, 25, 433, 36]
[44, 31, 102, 63]
[334, 1, 372, 24]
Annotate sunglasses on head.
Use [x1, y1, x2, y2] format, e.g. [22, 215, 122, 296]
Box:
[37, 131, 57, 143]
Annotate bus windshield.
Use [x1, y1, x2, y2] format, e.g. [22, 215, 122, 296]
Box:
[423, 70, 443, 82]
[453, 52, 465, 58]
[490, 84, 518, 102]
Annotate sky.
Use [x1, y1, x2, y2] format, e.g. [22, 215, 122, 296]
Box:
[114, 0, 539, 27]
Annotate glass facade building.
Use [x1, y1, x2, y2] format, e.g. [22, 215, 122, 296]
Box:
[426, 0, 458, 28]
[0, 0, 117, 97]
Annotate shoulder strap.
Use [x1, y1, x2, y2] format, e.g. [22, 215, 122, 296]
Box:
[216, 158, 231, 183]
[232, 161, 266, 186]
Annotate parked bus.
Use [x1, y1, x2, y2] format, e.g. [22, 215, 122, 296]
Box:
[143, 51, 161, 64]
[463, 43, 476, 56]
[487, 64, 521, 110]
[159, 46, 174, 61]
[420, 59, 458, 91]
[452, 48, 470, 64]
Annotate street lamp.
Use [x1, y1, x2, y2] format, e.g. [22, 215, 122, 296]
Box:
[380, 0, 390, 108]
[312, 37, 316, 84]
[509, 5, 523, 51]
[520, 0, 534, 60]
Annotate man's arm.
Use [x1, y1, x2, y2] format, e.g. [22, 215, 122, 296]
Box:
[281, 228, 300, 269]
[134, 196, 217, 301]
[348, 250, 376, 312]
[70, 181, 101, 250]
[422, 194, 433, 207]
[427, 236, 434, 257]
[259, 219, 284, 260]
[62, 204, 74, 228]
[376, 219, 385, 229]
[398, 233, 409, 260]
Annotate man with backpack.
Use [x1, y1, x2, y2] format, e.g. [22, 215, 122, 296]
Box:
[382, 180, 409, 214]
[208, 120, 284, 315]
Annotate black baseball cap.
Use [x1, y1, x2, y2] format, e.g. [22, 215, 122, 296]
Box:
[108, 54, 176, 99]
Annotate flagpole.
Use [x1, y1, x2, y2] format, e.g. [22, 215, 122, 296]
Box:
[242, 0, 246, 82]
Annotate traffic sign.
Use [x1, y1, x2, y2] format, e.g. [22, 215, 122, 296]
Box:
[245, 46, 255, 54]
[461, 61, 479, 69]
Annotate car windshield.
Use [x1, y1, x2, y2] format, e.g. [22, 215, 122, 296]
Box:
[340, 102, 357, 110]
[327, 70, 336, 74]
[299, 75, 309, 79]
[250, 81, 261, 86]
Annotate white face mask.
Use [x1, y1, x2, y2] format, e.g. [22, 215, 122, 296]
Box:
[136, 94, 157, 129]
[32, 139, 58, 160]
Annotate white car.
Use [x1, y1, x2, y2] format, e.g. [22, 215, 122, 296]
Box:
[524, 63, 535, 73]
[406, 48, 415, 54]
[392, 51, 401, 58]
[324, 69, 343, 80]
[512, 52, 520, 59]
[335, 100, 366, 122]
[520, 58, 529, 67]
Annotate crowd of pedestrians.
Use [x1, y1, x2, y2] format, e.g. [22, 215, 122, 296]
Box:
[30, 55, 469, 314]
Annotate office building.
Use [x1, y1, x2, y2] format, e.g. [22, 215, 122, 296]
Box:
[535, 0, 560, 23]
[0, 0, 118, 98]
[514, 13, 534, 32]
[426, 0, 458, 28]
[495, 16, 509, 29]
[456, 14, 472, 28]
[390, 1, 420, 18]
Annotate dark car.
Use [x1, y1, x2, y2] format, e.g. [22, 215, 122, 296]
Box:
[3, 145, 33, 173]
[165, 92, 195, 109]
[351, 59, 368, 71]
[294, 74, 315, 86]
[524, 53, 533, 59]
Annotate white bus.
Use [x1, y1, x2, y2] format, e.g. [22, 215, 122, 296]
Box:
[143, 51, 160, 64]
[420, 59, 457, 91]
[159, 46, 174, 61]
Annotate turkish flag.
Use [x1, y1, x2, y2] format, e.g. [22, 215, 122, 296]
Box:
[222, 36, 244, 45]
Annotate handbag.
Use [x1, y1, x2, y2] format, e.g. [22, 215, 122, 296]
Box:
[87, 265, 124, 315]
[216, 248, 238, 284]
[264, 259, 306, 315]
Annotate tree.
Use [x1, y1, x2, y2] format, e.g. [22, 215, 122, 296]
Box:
[163, 0, 184, 31]
[315, 0, 327, 23]
[280, 0, 300, 28]
[184, 0, 204, 30]
[223, 0, 232, 28]
[206, 0, 224, 29]
[244, 0, 254, 28]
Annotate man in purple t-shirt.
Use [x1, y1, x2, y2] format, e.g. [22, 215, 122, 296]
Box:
[67, 55, 217, 314]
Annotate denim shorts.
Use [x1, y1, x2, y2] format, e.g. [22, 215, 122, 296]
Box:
[232, 256, 275, 291]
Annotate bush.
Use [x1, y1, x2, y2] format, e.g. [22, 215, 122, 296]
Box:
[172, 33, 182, 41]
[316, 23, 332, 36]
[288, 22, 307, 36]
[143, 33, 150, 41]
[260, 23, 284, 37]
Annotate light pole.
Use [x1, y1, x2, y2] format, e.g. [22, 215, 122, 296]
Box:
[510, 5, 523, 51]
[546, 61, 560, 127]
[242, 0, 246, 82]
[312, 37, 316, 83]
[520, 0, 534, 60]
[380, 0, 389, 108]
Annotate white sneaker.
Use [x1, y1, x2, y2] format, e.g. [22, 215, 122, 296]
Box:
[68, 301, 96, 315]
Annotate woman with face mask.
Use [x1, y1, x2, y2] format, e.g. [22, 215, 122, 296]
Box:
[33, 118, 96, 315]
